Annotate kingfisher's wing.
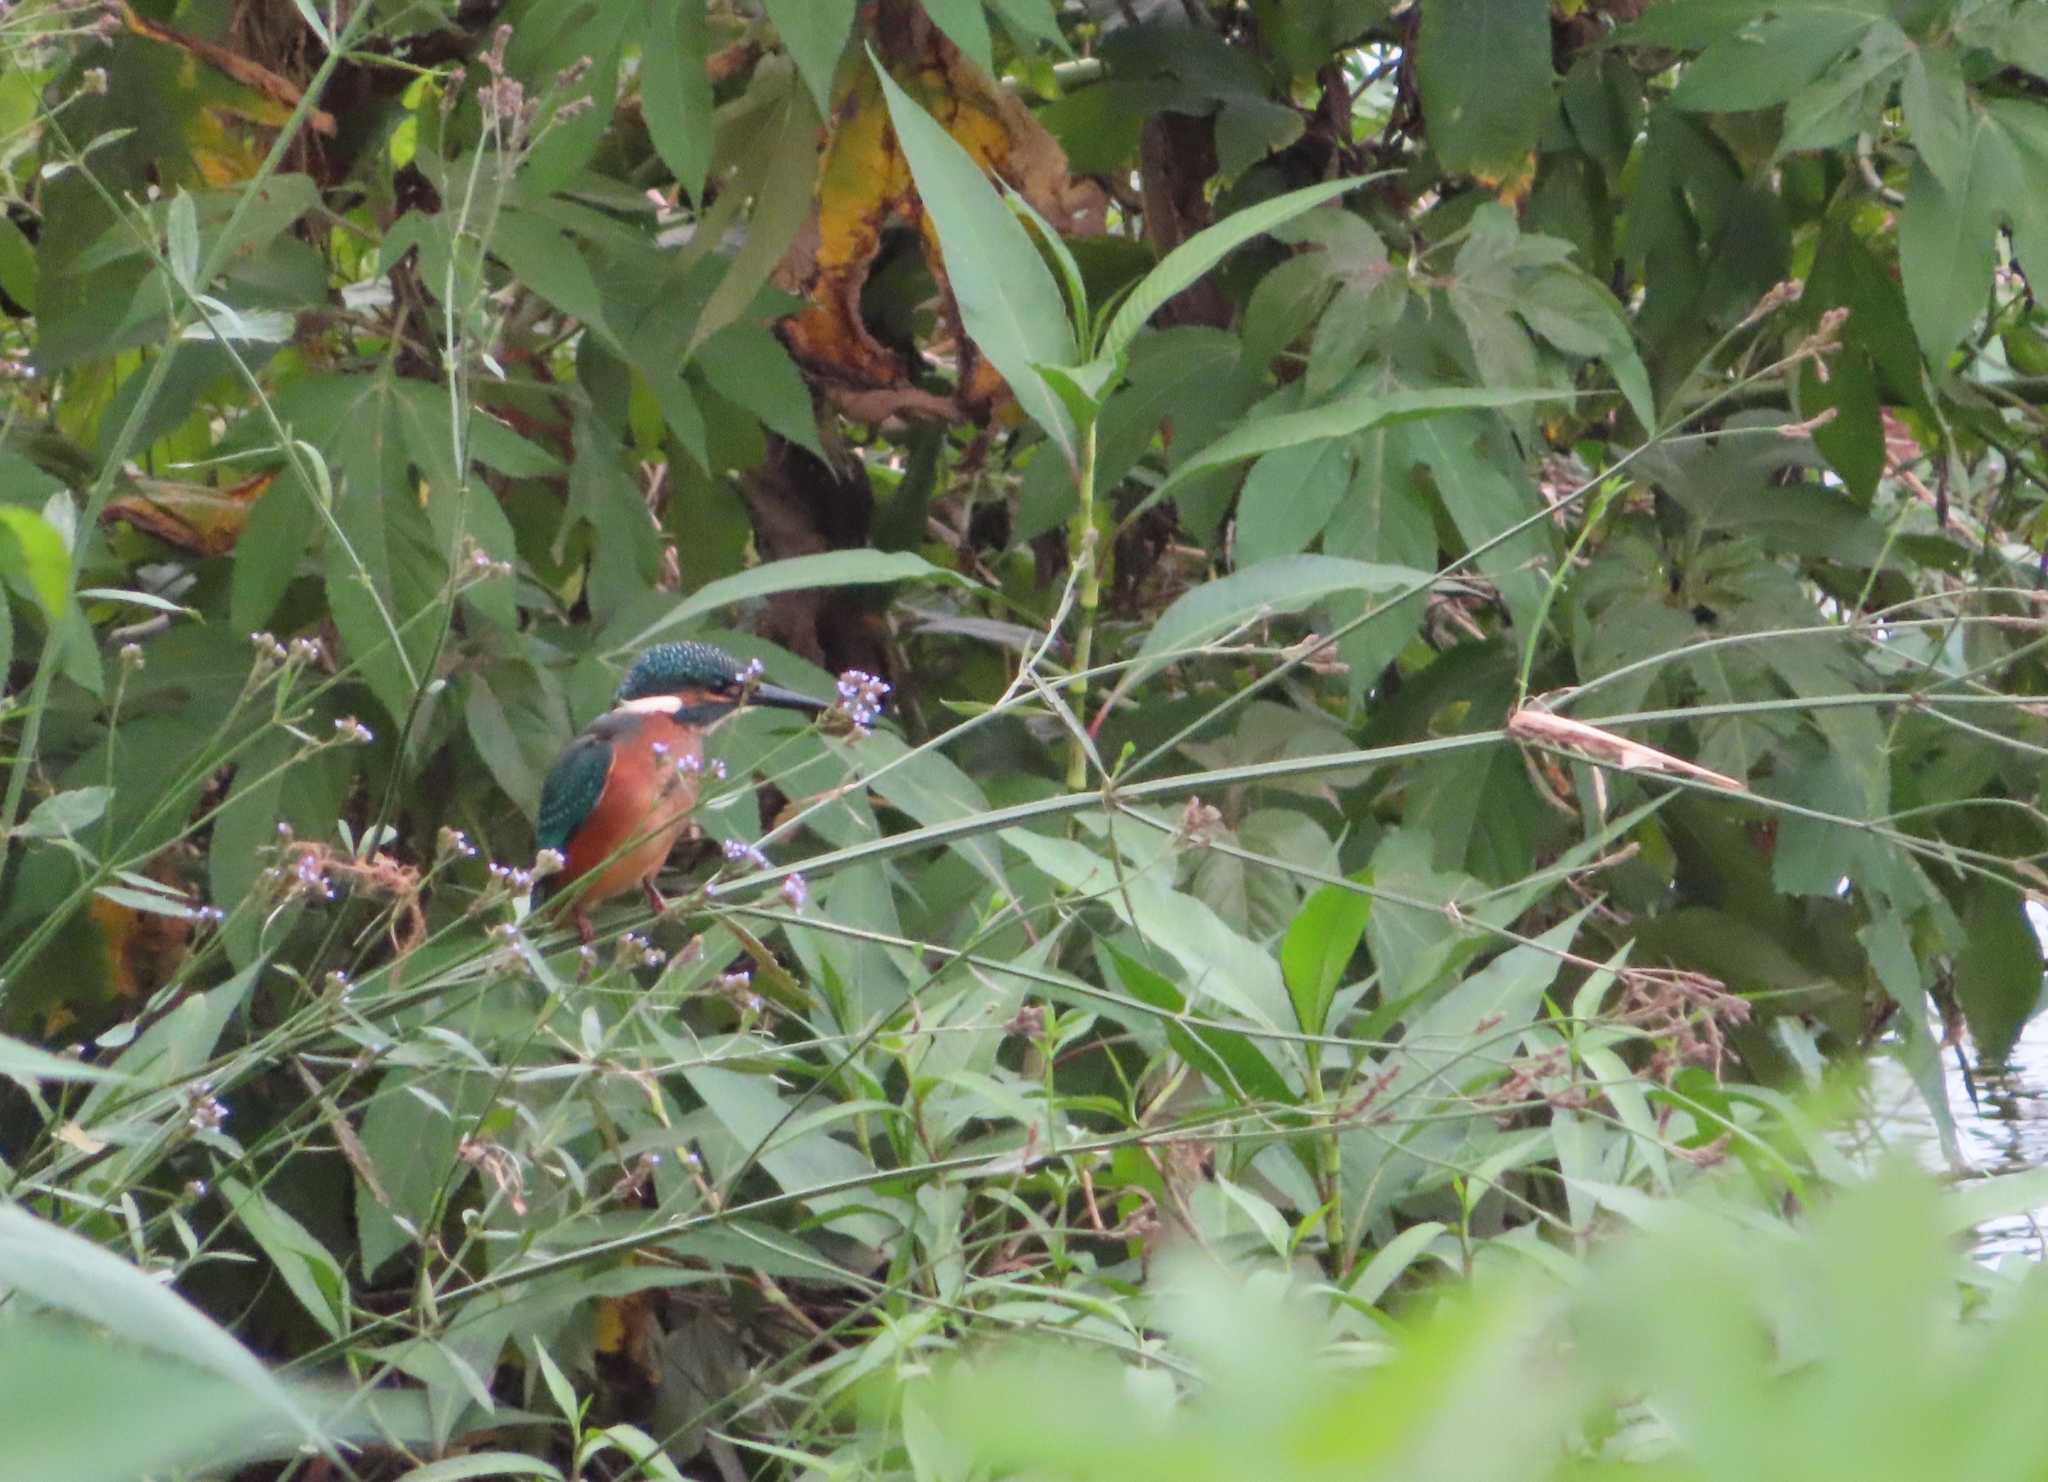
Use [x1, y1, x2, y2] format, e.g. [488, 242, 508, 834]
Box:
[533, 732, 614, 895]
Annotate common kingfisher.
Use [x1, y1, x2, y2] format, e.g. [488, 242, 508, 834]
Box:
[531, 642, 827, 942]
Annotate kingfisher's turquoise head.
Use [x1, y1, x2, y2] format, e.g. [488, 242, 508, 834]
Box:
[614, 641, 827, 723]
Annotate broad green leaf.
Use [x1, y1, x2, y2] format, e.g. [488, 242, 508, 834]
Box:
[1408, 414, 1552, 633]
[1094, 176, 1366, 365]
[873, 55, 1078, 462]
[0, 1031, 125, 1087]
[616, 549, 972, 652]
[488, 208, 610, 340]
[1233, 438, 1355, 567]
[1347, 1219, 1449, 1306]
[0, 505, 72, 616]
[642, 0, 714, 204]
[229, 468, 314, 634]
[1162, 1000, 1301, 1106]
[1282, 876, 1372, 1036]
[354, 1069, 494, 1278]
[1241, 253, 1340, 372]
[1515, 270, 1654, 428]
[1899, 147, 2009, 361]
[678, 1062, 891, 1243]
[0, 1319, 339, 1482]
[1123, 554, 1424, 697]
[1954, 882, 2045, 1066]
[1777, 19, 1910, 157]
[1668, 9, 1870, 112]
[695, 325, 823, 457]
[80, 966, 260, 1119]
[687, 66, 820, 354]
[221, 1177, 349, 1340]
[1137, 384, 1561, 517]
[18, 786, 111, 840]
[0, 213, 37, 313]
[1416, 0, 1554, 180]
[762, 0, 853, 115]
[1004, 828, 1290, 1027]
[918, 0, 993, 74]
[0, 1207, 316, 1438]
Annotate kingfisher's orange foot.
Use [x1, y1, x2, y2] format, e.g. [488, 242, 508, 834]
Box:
[642, 879, 668, 916]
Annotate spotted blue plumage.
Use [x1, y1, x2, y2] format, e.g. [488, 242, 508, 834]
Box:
[615, 642, 750, 705]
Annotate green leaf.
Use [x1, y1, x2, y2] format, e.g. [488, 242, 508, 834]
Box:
[93, 884, 200, 918]
[678, 1061, 891, 1242]
[615, 549, 972, 653]
[386, 1456, 565, 1482]
[1282, 876, 1372, 1035]
[1107, 944, 1296, 1104]
[1094, 176, 1366, 365]
[687, 67, 821, 354]
[1233, 438, 1355, 567]
[1008, 829, 1290, 1026]
[1416, 0, 1554, 180]
[165, 189, 199, 292]
[355, 1069, 493, 1279]
[0, 1031, 126, 1088]
[1778, 19, 1909, 156]
[1136, 384, 1561, 518]
[229, 468, 313, 634]
[873, 53, 1079, 461]
[1515, 270, 1654, 428]
[488, 208, 611, 341]
[642, 0, 714, 205]
[18, 786, 111, 840]
[918, 0, 993, 74]
[1122, 554, 1425, 699]
[762, 0, 853, 115]
[1954, 882, 2045, 1066]
[695, 325, 823, 457]
[221, 1177, 349, 1340]
[1408, 414, 1552, 633]
[0, 213, 38, 314]
[78, 587, 198, 618]
[1899, 129, 2013, 361]
[0, 505, 72, 617]
[0, 1319, 343, 1482]
[0, 1206, 317, 1438]
[1241, 253, 1340, 372]
[1668, 9, 1871, 112]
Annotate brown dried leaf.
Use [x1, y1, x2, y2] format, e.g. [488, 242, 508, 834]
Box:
[1507, 708, 1746, 792]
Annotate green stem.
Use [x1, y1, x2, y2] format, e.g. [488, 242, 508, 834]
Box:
[1064, 418, 1101, 795]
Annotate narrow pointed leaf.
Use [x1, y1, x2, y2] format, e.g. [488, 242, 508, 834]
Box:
[872, 53, 1077, 461]
[1096, 175, 1370, 364]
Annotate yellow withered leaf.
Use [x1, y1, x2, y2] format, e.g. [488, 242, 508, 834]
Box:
[775, 15, 1103, 423]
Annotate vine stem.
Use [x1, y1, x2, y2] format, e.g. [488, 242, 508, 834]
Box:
[1064, 417, 1101, 794]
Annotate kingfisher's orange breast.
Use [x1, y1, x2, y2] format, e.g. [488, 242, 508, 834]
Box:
[559, 714, 705, 905]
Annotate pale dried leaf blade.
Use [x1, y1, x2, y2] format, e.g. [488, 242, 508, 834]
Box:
[1508, 709, 1745, 791]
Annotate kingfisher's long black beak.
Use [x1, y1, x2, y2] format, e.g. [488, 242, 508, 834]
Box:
[747, 681, 828, 714]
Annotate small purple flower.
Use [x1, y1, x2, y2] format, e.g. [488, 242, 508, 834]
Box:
[721, 837, 770, 870]
[780, 872, 808, 911]
[833, 670, 891, 736]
